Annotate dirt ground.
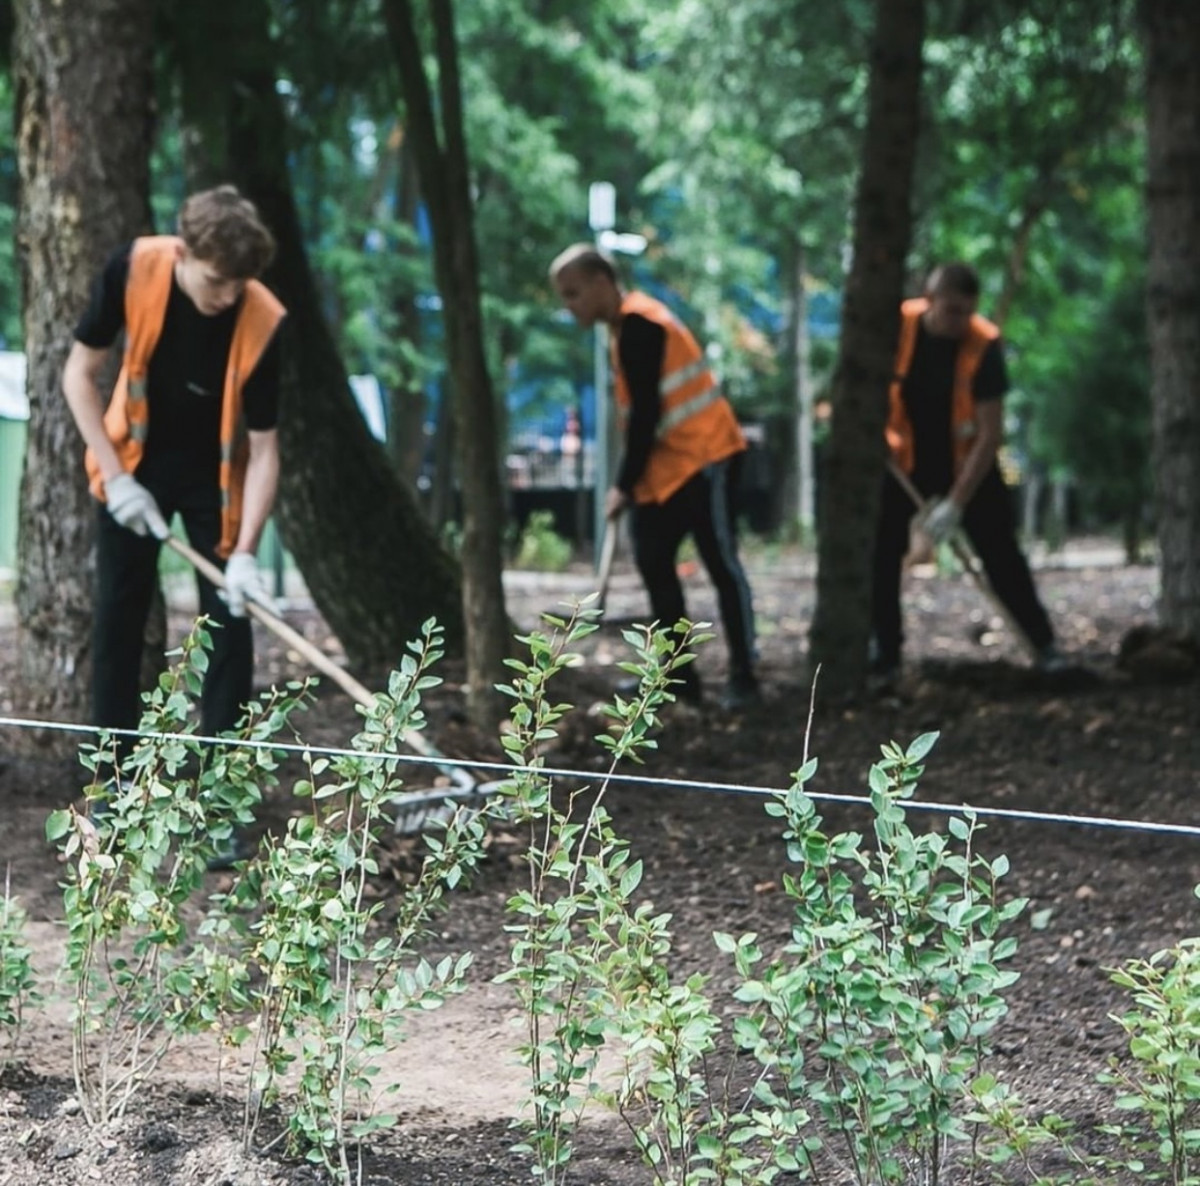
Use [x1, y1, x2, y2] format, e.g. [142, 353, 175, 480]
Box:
[1, 541, 1198, 1185]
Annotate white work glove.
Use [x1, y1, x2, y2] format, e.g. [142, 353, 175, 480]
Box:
[921, 497, 963, 545]
[222, 552, 277, 618]
[104, 473, 169, 539]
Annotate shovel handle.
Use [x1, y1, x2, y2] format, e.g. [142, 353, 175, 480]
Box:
[596, 514, 618, 612]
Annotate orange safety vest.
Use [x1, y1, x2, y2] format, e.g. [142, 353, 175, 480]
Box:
[885, 297, 1000, 476]
[85, 235, 286, 558]
[611, 291, 745, 504]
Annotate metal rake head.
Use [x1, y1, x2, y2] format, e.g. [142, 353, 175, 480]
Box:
[390, 779, 510, 835]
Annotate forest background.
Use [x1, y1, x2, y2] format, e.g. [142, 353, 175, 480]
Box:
[2, 0, 1195, 731]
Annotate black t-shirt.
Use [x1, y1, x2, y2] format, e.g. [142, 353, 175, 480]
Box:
[74, 243, 282, 484]
[901, 320, 1007, 493]
[614, 313, 666, 495]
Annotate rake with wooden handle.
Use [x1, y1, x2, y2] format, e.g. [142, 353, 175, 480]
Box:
[886, 461, 1041, 661]
[164, 536, 505, 831]
[596, 513, 619, 614]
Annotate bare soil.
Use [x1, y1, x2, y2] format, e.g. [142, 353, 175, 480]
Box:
[1, 543, 1198, 1185]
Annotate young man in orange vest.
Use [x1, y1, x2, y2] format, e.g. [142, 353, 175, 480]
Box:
[872, 262, 1060, 681]
[62, 186, 286, 806]
[550, 244, 759, 710]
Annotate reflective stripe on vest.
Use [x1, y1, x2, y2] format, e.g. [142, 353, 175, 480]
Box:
[613, 290, 746, 504]
[659, 356, 710, 396]
[656, 384, 724, 437]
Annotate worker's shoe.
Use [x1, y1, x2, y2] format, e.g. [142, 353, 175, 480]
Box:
[866, 650, 901, 694]
[1034, 644, 1070, 675]
[671, 668, 703, 705]
[204, 829, 255, 872]
[718, 674, 761, 712]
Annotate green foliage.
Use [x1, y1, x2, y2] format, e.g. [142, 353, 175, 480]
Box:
[1100, 929, 1200, 1183]
[497, 603, 710, 1182]
[1036, 272, 1151, 532]
[188, 619, 488, 1179]
[496, 609, 1047, 1185]
[0, 72, 20, 350]
[722, 734, 1029, 1183]
[0, 878, 39, 1058]
[48, 621, 306, 1126]
[513, 510, 573, 572]
[48, 616, 486, 1181]
[592, 733, 1037, 1185]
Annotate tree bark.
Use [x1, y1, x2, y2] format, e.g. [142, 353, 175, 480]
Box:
[791, 240, 815, 541]
[1140, 0, 1200, 639]
[388, 134, 430, 490]
[163, 0, 465, 668]
[382, 0, 509, 730]
[12, 0, 154, 736]
[809, 0, 925, 693]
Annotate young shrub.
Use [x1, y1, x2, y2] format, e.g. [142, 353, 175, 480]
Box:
[1101, 927, 1200, 1183]
[0, 872, 39, 1060]
[721, 734, 1030, 1184]
[514, 510, 574, 573]
[196, 619, 488, 1182]
[497, 602, 712, 1184]
[46, 621, 306, 1126]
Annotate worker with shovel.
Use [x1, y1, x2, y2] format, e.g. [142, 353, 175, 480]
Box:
[871, 261, 1062, 684]
[62, 185, 285, 846]
[550, 244, 759, 711]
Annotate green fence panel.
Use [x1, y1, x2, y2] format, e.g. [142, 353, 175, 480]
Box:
[0, 418, 26, 573]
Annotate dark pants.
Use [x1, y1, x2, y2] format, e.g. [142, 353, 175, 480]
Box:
[94, 459, 252, 761]
[871, 465, 1054, 666]
[630, 458, 757, 684]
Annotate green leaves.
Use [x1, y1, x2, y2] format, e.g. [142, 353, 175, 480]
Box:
[0, 887, 39, 1049]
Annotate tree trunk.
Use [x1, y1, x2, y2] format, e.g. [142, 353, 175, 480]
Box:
[163, 0, 465, 668]
[388, 134, 429, 489]
[382, 0, 509, 730]
[994, 184, 1051, 330]
[809, 0, 925, 693]
[1140, 0, 1200, 639]
[791, 241, 815, 542]
[12, 0, 154, 738]
[429, 381, 457, 530]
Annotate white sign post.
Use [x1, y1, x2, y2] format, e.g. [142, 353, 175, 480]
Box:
[585, 184, 647, 569]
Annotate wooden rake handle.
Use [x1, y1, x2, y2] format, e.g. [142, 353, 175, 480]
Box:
[886, 462, 1040, 661]
[164, 536, 477, 791]
[596, 514, 619, 613]
[165, 536, 376, 706]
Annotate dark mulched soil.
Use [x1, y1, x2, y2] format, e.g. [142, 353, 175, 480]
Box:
[1, 545, 1197, 1184]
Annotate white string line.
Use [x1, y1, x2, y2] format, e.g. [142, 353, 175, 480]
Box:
[2, 712, 1198, 840]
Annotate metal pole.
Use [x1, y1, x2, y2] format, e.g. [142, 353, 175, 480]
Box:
[593, 322, 609, 568]
[587, 181, 617, 572]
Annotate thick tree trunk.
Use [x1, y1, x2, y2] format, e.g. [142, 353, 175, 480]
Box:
[383, 0, 509, 730]
[388, 135, 429, 490]
[12, 0, 154, 735]
[1140, 0, 1200, 639]
[164, 0, 465, 667]
[809, 0, 925, 693]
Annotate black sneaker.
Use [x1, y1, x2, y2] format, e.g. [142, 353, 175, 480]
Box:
[205, 831, 255, 872]
[1034, 644, 1069, 674]
[671, 669, 703, 704]
[718, 676, 761, 712]
[866, 653, 901, 693]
